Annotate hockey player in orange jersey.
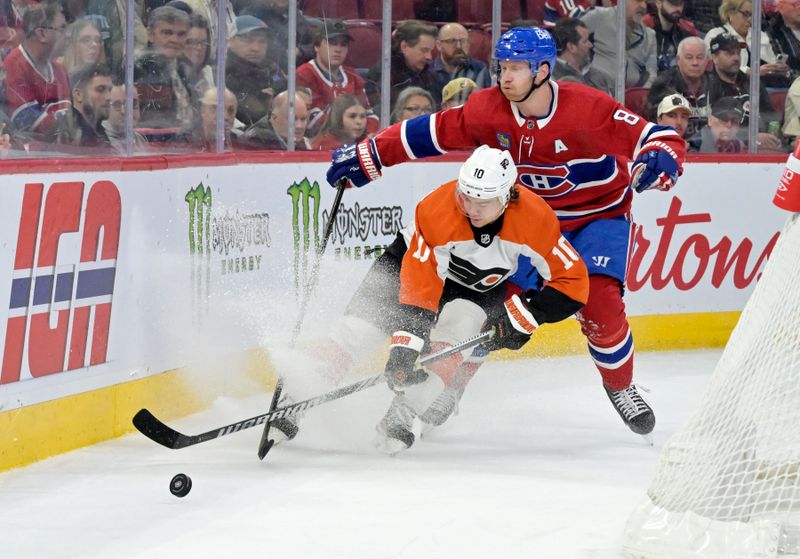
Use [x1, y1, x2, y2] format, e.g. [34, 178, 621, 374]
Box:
[269, 145, 588, 453]
[369, 145, 590, 452]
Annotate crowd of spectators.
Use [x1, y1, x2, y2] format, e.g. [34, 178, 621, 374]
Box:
[0, 0, 796, 157]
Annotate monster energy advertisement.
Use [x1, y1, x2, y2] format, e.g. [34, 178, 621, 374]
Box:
[185, 182, 272, 323]
[286, 177, 406, 302]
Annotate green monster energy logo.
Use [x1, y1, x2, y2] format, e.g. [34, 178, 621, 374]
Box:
[186, 183, 212, 322]
[287, 178, 321, 300]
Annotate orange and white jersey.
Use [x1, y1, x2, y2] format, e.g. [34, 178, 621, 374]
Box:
[399, 180, 590, 313]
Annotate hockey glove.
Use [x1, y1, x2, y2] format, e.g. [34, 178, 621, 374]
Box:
[485, 294, 539, 352]
[385, 331, 429, 392]
[631, 144, 680, 193]
[326, 138, 382, 188]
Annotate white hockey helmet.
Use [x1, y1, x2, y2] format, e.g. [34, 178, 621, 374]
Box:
[457, 145, 517, 207]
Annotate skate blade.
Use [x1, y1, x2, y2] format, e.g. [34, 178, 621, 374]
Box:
[640, 433, 654, 446]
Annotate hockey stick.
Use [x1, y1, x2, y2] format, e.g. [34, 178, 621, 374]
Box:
[257, 177, 348, 460]
[133, 329, 494, 451]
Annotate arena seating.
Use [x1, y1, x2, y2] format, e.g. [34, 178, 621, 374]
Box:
[344, 20, 383, 70]
[624, 87, 650, 118]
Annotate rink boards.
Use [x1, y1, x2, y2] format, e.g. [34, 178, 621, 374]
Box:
[0, 154, 788, 470]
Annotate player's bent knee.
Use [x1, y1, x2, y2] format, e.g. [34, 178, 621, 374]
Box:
[431, 298, 487, 346]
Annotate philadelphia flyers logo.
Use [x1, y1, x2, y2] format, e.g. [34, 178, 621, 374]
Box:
[447, 253, 508, 292]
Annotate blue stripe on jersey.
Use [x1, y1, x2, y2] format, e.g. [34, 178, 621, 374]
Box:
[404, 115, 444, 159]
[588, 330, 633, 367]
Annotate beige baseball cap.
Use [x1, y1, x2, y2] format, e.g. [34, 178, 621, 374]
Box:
[442, 77, 477, 104]
[657, 93, 693, 118]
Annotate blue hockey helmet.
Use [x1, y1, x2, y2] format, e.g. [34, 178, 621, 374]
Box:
[494, 27, 557, 78]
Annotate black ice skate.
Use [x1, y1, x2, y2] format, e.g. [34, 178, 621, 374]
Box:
[374, 394, 416, 454]
[604, 384, 655, 436]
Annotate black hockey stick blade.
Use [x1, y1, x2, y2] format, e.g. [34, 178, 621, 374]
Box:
[132, 409, 184, 449]
[133, 329, 494, 451]
[257, 377, 283, 460]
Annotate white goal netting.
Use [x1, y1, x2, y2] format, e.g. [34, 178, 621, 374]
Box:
[623, 213, 800, 559]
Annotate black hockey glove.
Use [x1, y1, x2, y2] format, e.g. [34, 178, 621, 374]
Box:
[385, 331, 429, 392]
[485, 293, 539, 351]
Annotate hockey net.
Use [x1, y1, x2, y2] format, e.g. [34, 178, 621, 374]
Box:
[623, 213, 800, 559]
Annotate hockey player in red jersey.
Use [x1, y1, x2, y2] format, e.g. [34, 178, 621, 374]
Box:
[326, 26, 687, 437]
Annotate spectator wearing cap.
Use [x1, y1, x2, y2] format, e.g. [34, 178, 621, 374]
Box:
[295, 19, 378, 139]
[646, 36, 710, 119]
[705, 0, 788, 86]
[643, 0, 698, 74]
[698, 96, 747, 152]
[366, 20, 439, 113]
[580, 0, 657, 88]
[225, 14, 287, 128]
[431, 23, 491, 99]
[766, 0, 800, 84]
[237, 0, 316, 69]
[707, 32, 779, 128]
[441, 77, 476, 109]
[134, 6, 193, 130]
[656, 92, 696, 149]
[551, 17, 614, 96]
[3, 3, 71, 144]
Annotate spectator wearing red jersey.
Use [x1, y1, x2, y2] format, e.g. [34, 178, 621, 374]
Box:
[296, 19, 377, 138]
[3, 3, 71, 143]
[312, 94, 368, 150]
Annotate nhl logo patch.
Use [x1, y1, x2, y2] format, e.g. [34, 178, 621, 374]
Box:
[496, 132, 510, 149]
[527, 120, 534, 129]
[480, 233, 491, 245]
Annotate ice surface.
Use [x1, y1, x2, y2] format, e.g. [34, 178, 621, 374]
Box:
[0, 350, 719, 559]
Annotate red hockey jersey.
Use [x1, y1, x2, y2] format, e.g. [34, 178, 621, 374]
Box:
[295, 59, 379, 135]
[400, 180, 589, 313]
[373, 81, 685, 231]
[4, 46, 71, 134]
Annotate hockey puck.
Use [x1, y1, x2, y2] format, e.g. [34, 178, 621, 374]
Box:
[169, 473, 192, 497]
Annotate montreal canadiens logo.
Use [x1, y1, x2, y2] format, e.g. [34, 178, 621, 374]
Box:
[516, 163, 576, 197]
[517, 156, 617, 198]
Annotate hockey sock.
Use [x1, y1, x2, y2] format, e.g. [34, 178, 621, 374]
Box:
[577, 275, 635, 391]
